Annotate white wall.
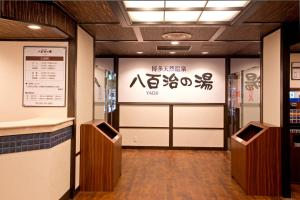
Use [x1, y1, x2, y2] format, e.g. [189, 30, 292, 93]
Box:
[0, 41, 68, 121]
[263, 29, 281, 126]
[290, 53, 300, 88]
[75, 26, 94, 188]
[0, 141, 70, 200]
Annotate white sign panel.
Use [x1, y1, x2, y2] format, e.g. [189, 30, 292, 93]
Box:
[243, 66, 260, 104]
[118, 58, 225, 103]
[23, 47, 66, 106]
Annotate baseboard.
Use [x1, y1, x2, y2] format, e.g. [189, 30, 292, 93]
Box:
[122, 146, 225, 150]
[74, 186, 80, 197]
[59, 189, 70, 200]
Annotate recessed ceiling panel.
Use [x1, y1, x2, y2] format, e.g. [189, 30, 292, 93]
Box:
[81, 24, 137, 41]
[217, 24, 280, 41]
[140, 27, 219, 41]
[95, 41, 259, 56]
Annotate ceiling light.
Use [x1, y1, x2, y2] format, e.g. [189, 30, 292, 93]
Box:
[162, 32, 192, 40]
[128, 11, 164, 22]
[199, 11, 240, 21]
[169, 51, 176, 54]
[202, 51, 209, 55]
[27, 25, 41, 30]
[171, 41, 180, 45]
[165, 11, 201, 22]
[123, 1, 164, 9]
[165, 1, 207, 8]
[206, 1, 249, 8]
[137, 51, 143, 54]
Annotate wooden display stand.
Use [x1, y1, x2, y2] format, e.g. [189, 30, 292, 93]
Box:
[80, 120, 122, 192]
[231, 122, 281, 196]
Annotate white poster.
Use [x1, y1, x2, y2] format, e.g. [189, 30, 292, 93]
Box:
[118, 58, 225, 103]
[23, 47, 66, 106]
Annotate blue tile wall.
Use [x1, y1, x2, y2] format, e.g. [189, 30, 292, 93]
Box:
[0, 126, 72, 154]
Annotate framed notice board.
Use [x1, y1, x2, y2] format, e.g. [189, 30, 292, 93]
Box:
[291, 62, 300, 80]
[23, 46, 66, 107]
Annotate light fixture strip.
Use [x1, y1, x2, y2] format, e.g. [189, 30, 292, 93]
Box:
[164, 7, 205, 12]
[204, 7, 243, 11]
[163, 0, 166, 23]
[196, 0, 208, 22]
[125, 8, 165, 12]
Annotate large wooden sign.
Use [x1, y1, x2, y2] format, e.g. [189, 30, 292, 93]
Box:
[118, 58, 225, 103]
[23, 46, 66, 107]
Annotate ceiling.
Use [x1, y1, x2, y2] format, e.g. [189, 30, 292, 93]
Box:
[56, 0, 299, 57]
[0, 18, 68, 40]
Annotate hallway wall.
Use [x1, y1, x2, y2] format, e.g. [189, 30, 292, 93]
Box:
[0, 41, 68, 121]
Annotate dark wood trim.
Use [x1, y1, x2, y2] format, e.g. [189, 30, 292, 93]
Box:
[79, 22, 121, 25]
[67, 27, 77, 199]
[169, 105, 173, 147]
[0, 38, 68, 41]
[224, 58, 230, 150]
[113, 57, 120, 131]
[122, 146, 225, 150]
[290, 88, 300, 91]
[96, 55, 260, 59]
[119, 102, 225, 106]
[76, 151, 81, 156]
[59, 189, 70, 200]
[281, 24, 292, 198]
[92, 34, 95, 120]
[74, 186, 80, 198]
[240, 70, 244, 125]
[173, 127, 224, 130]
[260, 39, 263, 123]
[69, 124, 76, 199]
[95, 40, 260, 43]
[119, 126, 169, 129]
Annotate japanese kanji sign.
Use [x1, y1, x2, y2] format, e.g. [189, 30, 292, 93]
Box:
[118, 58, 225, 103]
[243, 66, 260, 104]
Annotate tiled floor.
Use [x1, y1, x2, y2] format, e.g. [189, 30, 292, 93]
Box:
[75, 149, 299, 200]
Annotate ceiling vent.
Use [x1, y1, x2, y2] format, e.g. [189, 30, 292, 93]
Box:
[156, 45, 191, 51]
